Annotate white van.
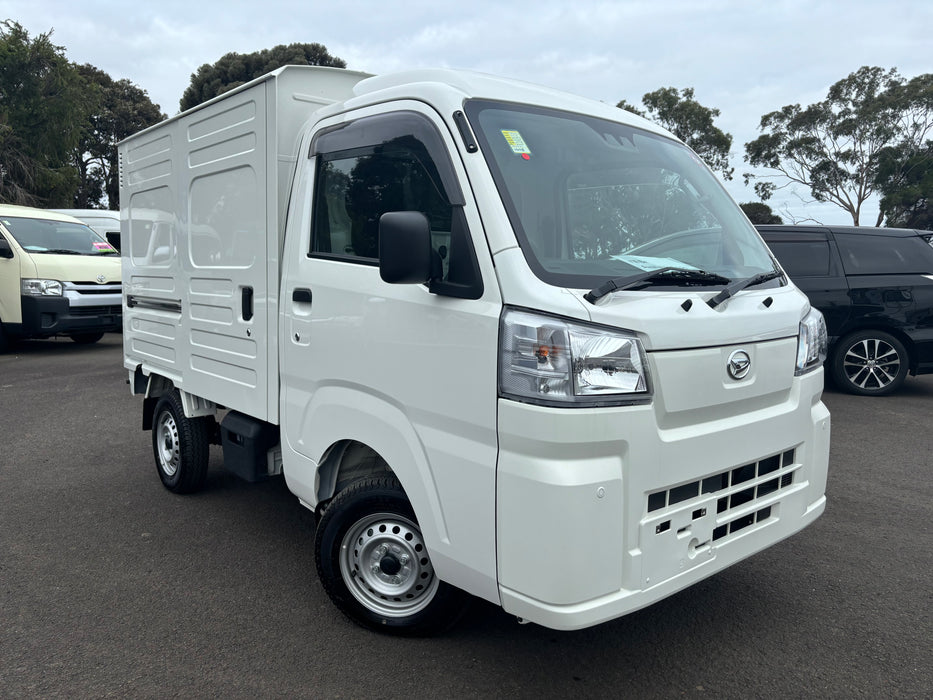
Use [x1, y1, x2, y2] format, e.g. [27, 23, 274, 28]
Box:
[0, 205, 121, 350]
[52, 209, 122, 250]
[120, 66, 830, 634]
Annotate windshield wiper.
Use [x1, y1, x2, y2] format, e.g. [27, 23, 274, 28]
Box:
[584, 267, 732, 304]
[706, 270, 785, 309]
[37, 248, 82, 255]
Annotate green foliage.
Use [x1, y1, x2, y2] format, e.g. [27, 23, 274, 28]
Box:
[0, 21, 163, 208]
[618, 88, 734, 181]
[744, 66, 932, 226]
[0, 20, 88, 206]
[180, 42, 346, 112]
[73, 64, 164, 208]
[740, 202, 783, 225]
[875, 142, 933, 229]
[873, 73, 933, 229]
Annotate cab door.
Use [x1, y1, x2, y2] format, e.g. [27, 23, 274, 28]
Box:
[279, 104, 502, 600]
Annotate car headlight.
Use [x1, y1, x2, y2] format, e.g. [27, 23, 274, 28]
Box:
[499, 308, 650, 407]
[22, 279, 63, 296]
[796, 307, 827, 375]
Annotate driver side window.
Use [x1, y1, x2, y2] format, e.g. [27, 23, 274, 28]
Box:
[309, 111, 483, 298]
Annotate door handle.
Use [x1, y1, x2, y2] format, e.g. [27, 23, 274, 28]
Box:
[292, 287, 312, 304]
[241, 286, 254, 321]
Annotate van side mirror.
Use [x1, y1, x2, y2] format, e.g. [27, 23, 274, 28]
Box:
[0, 237, 13, 259]
[379, 211, 434, 284]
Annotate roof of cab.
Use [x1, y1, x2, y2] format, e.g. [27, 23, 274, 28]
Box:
[347, 68, 668, 137]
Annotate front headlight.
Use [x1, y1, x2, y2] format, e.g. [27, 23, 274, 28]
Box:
[796, 307, 827, 375]
[499, 308, 650, 407]
[22, 279, 63, 296]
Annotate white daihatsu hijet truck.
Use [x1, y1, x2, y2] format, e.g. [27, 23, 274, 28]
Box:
[0, 205, 121, 351]
[119, 66, 830, 634]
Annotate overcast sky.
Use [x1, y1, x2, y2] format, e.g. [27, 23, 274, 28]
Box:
[3, 0, 930, 223]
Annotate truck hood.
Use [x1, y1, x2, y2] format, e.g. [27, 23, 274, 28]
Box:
[580, 286, 805, 351]
[27, 254, 122, 284]
[494, 249, 806, 351]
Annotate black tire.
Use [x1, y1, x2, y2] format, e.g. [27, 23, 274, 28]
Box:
[314, 476, 468, 635]
[151, 390, 210, 493]
[70, 332, 105, 344]
[830, 330, 909, 396]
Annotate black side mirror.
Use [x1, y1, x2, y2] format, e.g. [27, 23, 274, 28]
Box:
[0, 237, 13, 259]
[379, 211, 434, 284]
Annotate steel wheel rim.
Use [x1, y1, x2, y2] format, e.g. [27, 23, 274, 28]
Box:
[339, 512, 438, 618]
[156, 411, 180, 477]
[843, 338, 901, 390]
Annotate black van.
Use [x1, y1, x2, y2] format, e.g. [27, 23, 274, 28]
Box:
[757, 225, 933, 396]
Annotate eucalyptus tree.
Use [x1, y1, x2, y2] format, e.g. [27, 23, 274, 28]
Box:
[744, 66, 932, 226]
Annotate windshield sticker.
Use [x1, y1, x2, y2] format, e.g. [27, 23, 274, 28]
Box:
[501, 130, 532, 160]
[93, 241, 115, 251]
[611, 254, 699, 271]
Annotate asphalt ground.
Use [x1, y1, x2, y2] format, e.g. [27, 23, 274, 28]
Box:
[1, 334, 930, 698]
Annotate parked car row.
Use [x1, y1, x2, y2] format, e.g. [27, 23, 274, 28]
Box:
[0, 205, 122, 352]
[757, 225, 933, 396]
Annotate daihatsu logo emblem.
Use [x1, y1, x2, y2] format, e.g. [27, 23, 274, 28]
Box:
[97, 274, 106, 284]
[727, 350, 751, 380]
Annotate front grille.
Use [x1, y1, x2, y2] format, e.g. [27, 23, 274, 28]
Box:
[72, 285, 122, 294]
[647, 448, 797, 542]
[71, 305, 122, 316]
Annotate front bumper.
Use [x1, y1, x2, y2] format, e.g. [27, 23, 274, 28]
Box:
[495, 366, 830, 631]
[20, 291, 122, 337]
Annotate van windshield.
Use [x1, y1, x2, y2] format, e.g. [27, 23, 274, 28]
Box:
[0, 216, 118, 256]
[464, 100, 778, 290]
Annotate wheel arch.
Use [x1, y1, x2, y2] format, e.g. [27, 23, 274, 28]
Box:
[315, 439, 396, 509]
[294, 389, 451, 552]
[136, 370, 218, 430]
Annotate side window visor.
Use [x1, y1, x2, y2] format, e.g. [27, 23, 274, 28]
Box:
[310, 112, 464, 206]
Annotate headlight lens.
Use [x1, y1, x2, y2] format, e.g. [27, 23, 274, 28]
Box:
[499, 308, 650, 407]
[22, 279, 63, 296]
[796, 307, 827, 375]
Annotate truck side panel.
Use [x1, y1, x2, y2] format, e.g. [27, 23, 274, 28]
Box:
[122, 82, 273, 420]
[121, 66, 372, 422]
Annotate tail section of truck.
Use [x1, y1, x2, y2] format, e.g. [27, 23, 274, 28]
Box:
[121, 67, 370, 422]
[120, 66, 830, 635]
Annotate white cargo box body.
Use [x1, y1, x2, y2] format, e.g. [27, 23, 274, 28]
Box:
[120, 67, 371, 421]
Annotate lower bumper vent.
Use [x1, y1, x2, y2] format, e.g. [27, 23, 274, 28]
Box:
[647, 448, 798, 542]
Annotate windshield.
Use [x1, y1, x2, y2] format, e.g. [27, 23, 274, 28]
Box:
[464, 100, 778, 289]
[0, 216, 118, 255]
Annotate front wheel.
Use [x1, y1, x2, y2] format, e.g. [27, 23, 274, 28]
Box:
[830, 330, 909, 396]
[314, 476, 468, 635]
[151, 390, 210, 493]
